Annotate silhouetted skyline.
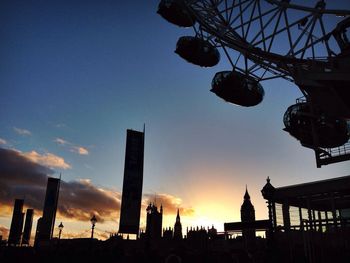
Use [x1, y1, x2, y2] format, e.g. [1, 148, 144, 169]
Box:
[1, 0, 350, 241]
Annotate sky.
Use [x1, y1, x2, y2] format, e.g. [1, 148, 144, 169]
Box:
[1, 0, 350, 241]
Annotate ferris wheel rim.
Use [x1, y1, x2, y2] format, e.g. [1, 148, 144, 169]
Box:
[183, 0, 350, 80]
[265, 0, 350, 16]
[185, 0, 350, 15]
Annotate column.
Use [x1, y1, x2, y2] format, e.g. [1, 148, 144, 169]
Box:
[312, 210, 317, 230]
[299, 206, 303, 231]
[272, 202, 277, 231]
[330, 192, 337, 229]
[282, 203, 290, 231]
[317, 211, 322, 232]
[307, 198, 313, 231]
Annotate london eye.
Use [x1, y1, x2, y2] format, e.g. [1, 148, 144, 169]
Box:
[158, 0, 350, 167]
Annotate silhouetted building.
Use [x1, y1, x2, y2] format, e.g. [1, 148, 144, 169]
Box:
[34, 217, 42, 247]
[145, 203, 162, 240]
[119, 128, 145, 235]
[22, 209, 34, 245]
[162, 227, 173, 240]
[8, 199, 24, 246]
[241, 187, 256, 251]
[186, 226, 208, 249]
[35, 177, 60, 244]
[173, 209, 182, 240]
[208, 225, 218, 239]
[261, 176, 350, 262]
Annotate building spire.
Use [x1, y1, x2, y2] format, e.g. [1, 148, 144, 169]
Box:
[174, 208, 182, 240]
[244, 185, 250, 200]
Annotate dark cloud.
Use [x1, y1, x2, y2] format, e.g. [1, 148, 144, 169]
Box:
[0, 148, 120, 223]
[0, 148, 51, 211]
[58, 179, 120, 222]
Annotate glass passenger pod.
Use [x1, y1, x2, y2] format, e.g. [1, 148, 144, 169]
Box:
[175, 36, 220, 67]
[210, 71, 264, 107]
[283, 103, 350, 148]
[157, 0, 195, 27]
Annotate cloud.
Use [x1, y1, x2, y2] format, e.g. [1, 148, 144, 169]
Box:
[54, 138, 68, 145]
[55, 123, 66, 128]
[54, 138, 89, 156]
[13, 127, 31, 136]
[71, 146, 89, 155]
[143, 193, 194, 216]
[0, 138, 6, 145]
[21, 150, 71, 169]
[60, 228, 110, 240]
[0, 225, 9, 238]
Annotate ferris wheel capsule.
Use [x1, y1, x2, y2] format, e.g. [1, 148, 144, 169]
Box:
[283, 103, 350, 148]
[175, 36, 220, 67]
[157, 0, 195, 27]
[211, 71, 264, 107]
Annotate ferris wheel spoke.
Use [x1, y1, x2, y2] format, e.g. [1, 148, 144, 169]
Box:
[287, 14, 316, 57]
[283, 9, 294, 57]
[257, 0, 267, 51]
[292, 31, 332, 58]
[249, 7, 282, 47]
[266, 7, 283, 52]
[211, 0, 254, 28]
[300, 13, 319, 59]
[223, 0, 230, 21]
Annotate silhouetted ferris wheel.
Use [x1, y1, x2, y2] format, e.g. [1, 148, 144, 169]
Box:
[158, 0, 350, 167]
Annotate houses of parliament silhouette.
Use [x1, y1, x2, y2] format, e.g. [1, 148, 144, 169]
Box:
[1, 128, 350, 263]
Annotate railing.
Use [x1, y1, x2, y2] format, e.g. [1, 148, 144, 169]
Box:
[279, 218, 350, 232]
[319, 142, 350, 158]
[292, 96, 350, 167]
[316, 141, 350, 167]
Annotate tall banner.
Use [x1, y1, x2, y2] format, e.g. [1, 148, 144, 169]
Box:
[38, 177, 60, 241]
[119, 129, 144, 234]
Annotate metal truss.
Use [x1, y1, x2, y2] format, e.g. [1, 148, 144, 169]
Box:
[184, 0, 350, 82]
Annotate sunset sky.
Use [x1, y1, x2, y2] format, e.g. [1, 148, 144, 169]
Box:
[1, 0, 350, 241]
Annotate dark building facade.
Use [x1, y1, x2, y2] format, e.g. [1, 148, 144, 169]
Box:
[8, 199, 24, 246]
[162, 227, 173, 240]
[261, 176, 350, 262]
[35, 177, 60, 244]
[173, 209, 183, 240]
[119, 129, 145, 235]
[22, 209, 34, 245]
[145, 203, 162, 240]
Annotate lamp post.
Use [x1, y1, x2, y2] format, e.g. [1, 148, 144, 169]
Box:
[58, 222, 64, 247]
[90, 215, 97, 239]
[58, 222, 64, 239]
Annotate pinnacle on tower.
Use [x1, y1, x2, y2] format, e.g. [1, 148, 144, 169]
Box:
[244, 185, 251, 200]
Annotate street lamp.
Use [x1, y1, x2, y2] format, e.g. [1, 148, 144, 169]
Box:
[58, 222, 64, 240]
[90, 215, 97, 239]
